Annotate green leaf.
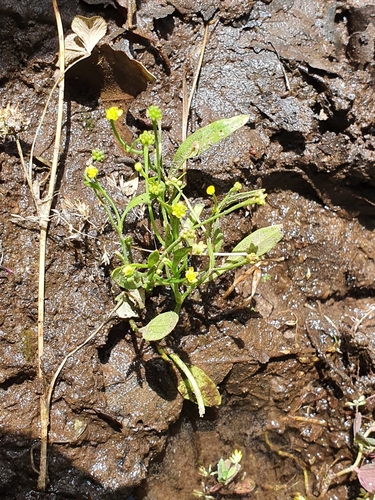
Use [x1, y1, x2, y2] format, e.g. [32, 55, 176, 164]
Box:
[188, 203, 204, 225]
[147, 250, 160, 268]
[177, 364, 222, 407]
[219, 189, 266, 211]
[230, 224, 283, 258]
[121, 192, 149, 220]
[171, 115, 249, 171]
[172, 247, 191, 273]
[111, 267, 142, 290]
[217, 459, 228, 481]
[212, 225, 283, 279]
[224, 224, 283, 268]
[140, 311, 179, 341]
[213, 221, 224, 252]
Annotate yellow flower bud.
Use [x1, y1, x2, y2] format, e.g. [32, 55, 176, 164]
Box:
[171, 201, 187, 219]
[122, 265, 134, 277]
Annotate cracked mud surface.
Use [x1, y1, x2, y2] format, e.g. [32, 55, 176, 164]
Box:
[1, 1, 375, 499]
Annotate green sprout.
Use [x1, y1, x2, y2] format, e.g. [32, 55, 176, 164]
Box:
[194, 449, 254, 498]
[84, 105, 283, 416]
[213, 449, 242, 485]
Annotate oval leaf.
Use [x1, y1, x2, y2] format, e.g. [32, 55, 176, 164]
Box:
[147, 250, 160, 268]
[140, 311, 179, 341]
[178, 364, 222, 407]
[356, 463, 375, 493]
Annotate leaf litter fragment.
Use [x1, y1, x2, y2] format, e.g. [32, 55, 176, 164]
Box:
[65, 16, 107, 66]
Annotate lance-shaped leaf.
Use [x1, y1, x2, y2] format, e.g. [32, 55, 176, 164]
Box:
[177, 363, 222, 407]
[140, 311, 179, 341]
[229, 224, 283, 259]
[121, 192, 150, 222]
[172, 247, 191, 274]
[171, 115, 249, 173]
[213, 225, 283, 279]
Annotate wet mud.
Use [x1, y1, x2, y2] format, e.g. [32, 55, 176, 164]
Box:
[1, 0, 375, 499]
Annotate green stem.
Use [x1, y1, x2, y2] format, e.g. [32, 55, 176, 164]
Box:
[110, 120, 139, 154]
[152, 119, 164, 180]
[93, 185, 129, 262]
[192, 196, 263, 231]
[143, 147, 165, 246]
[156, 345, 205, 417]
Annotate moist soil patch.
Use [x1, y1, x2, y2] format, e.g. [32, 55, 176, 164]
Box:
[1, 1, 375, 499]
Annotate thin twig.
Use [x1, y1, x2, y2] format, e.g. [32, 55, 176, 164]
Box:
[268, 41, 290, 92]
[34, 302, 120, 485]
[28, 76, 62, 187]
[181, 20, 214, 173]
[14, 136, 39, 210]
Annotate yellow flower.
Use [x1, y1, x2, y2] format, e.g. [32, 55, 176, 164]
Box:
[192, 241, 207, 255]
[185, 267, 198, 284]
[171, 201, 187, 219]
[229, 449, 242, 465]
[85, 165, 98, 179]
[254, 192, 267, 206]
[206, 185, 215, 195]
[106, 107, 123, 121]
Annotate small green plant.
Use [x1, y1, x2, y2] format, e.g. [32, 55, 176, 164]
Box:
[214, 449, 243, 485]
[193, 449, 255, 498]
[84, 105, 282, 415]
[339, 395, 375, 499]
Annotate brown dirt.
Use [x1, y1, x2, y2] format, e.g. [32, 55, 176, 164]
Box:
[1, 0, 375, 499]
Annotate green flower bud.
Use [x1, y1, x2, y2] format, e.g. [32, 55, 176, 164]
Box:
[139, 130, 155, 146]
[146, 105, 162, 122]
[91, 149, 105, 162]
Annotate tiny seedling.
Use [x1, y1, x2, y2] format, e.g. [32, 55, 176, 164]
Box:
[84, 105, 282, 416]
[214, 449, 243, 485]
[193, 449, 255, 498]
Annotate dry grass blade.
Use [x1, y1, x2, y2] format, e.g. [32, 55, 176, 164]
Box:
[37, 0, 65, 491]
